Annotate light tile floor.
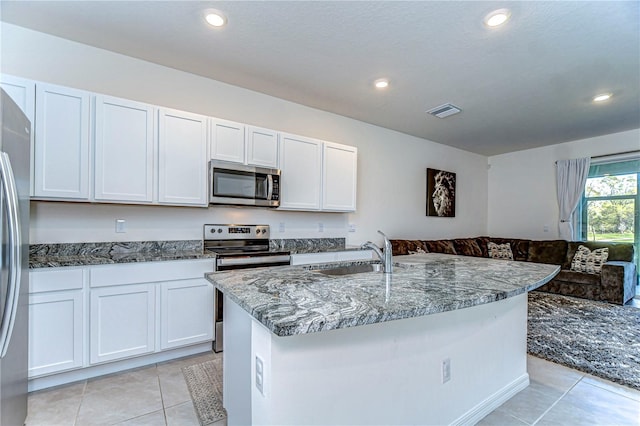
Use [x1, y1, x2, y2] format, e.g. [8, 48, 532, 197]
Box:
[26, 351, 225, 426]
[27, 352, 640, 425]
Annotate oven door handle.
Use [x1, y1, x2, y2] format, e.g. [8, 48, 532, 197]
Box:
[217, 255, 291, 267]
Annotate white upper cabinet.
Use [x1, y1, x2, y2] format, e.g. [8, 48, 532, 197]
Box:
[158, 108, 208, 206]
[278, 133, 323, 210]
[94, 95, 155, 203]
[1, 74, 35, 123]
[210, 118, 245, 164]
[1, 75, 36, 196]
[34, 83, 91, 199]
[210, 120, 279, 168]
[246, 126, 278, 168]
[322, 142, 357, 212]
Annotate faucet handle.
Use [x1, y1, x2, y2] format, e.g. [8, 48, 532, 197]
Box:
[377, 230, 387, 239]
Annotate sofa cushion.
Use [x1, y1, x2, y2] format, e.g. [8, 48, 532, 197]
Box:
[474, 236, 491, 257]
[423, 240, 457, 255]
[566, 241, 634, 265]
[528, 240, 568, 265]
[489, 238, 529, 261]
[390, 239, 428, 256]
[570, 245, 609, 274]
[488, 242, 514, 260]
[453, 238, 483, 257]
[553, 269, 601, 286]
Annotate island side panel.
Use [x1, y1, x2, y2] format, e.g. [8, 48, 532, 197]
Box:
[245, 293, 529, 425]
[223, 295, 252, 425]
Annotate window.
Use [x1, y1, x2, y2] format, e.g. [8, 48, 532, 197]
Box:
[579, 159, 640, 284]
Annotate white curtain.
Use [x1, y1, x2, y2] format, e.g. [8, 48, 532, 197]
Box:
[556, 157, 591, 240]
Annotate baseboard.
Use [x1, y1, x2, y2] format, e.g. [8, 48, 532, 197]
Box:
[450, 373, 530, 426]
[28, 343, 212, 392]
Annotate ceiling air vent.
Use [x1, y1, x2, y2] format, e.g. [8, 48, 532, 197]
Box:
[426, 103, 461, 118]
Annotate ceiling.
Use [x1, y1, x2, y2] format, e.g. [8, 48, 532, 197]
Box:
[1, 1, 639, 156]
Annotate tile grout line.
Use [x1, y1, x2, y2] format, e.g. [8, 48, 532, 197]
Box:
[155, 363, 170, 426]
[73, 379, 88, 426]
[530, 375, 585, 425]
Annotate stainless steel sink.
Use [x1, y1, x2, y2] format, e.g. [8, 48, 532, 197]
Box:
[317, 263, 383, 276]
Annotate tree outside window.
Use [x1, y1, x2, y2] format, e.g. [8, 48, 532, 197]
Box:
[580, 159, 640, 286]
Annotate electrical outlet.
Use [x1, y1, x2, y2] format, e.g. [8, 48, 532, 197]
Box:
[318, 222, 324, 232]
[279, 222, 285, 233]
[115, 219, 126, 233]
[348, 223, 357, 233]
[442, 358, 451, 383]
[255, 356, 264, 395]
[543, 225, 550, 233]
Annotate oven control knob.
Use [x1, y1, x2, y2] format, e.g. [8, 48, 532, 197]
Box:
[256, 229, 262, 234]
[217, 228, 223, 233]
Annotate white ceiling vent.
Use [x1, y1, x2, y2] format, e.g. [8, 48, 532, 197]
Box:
[426, 103, 462, 118]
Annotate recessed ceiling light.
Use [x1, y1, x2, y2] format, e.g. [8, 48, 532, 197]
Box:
[374, 78, 389, 89]
[593, 93, 612, 103]
[205, 11, 227, 27]
[484, 9, 511, 27]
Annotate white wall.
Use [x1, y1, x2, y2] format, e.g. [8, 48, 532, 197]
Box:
[1, 23, 489, 245]
[488, 129, 640, 240]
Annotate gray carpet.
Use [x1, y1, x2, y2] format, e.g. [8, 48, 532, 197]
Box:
[528, 291, 640, 390]
[182, 358, 227, 425]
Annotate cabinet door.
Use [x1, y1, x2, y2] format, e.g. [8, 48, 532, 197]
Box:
[90, 284, 155, 364]
[29, 291, 84, 377]
[1, 75, 36, 196]
[210, 118, 245, 163]
[1, 75, 35, 124]
[34, 83, 91, 199]
[246, 126, 278, 168]
[322, 142, 358, 212]
[160, 279, 214, 350]
[94, 95, 155, 202]
[158, 108, 208, 206]
[278, 133, 322, 210]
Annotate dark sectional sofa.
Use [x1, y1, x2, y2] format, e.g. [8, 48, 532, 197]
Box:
[391, 237, 637, 305]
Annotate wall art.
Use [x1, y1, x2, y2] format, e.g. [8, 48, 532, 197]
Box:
[426, 168, 456, 217]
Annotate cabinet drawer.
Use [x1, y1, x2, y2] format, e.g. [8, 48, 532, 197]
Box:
[89, 259, 214, 287]
[30, 268, 84, 293]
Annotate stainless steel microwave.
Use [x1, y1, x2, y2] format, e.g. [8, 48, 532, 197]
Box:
[209, 160, 281, 207]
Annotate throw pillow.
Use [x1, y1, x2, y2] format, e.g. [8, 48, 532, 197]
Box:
[570, 245, 609, 274]
[488, 242, 513, 260]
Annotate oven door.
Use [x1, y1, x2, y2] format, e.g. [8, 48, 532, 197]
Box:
[209, 161, 280, 207]
[213, 252, 290, 352]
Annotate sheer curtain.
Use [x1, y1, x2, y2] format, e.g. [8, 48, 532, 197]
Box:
[556, 158, 590, 240]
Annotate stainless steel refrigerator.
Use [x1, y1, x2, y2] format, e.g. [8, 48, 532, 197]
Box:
[0, 88, 29, 425]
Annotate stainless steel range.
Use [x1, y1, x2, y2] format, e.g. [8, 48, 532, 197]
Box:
[204, 224, 291, 353]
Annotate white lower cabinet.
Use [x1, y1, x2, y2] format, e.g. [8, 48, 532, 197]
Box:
[29, 290, 84, 377]
[90, 283, 156, 364]
[28, 268, 85, 378]
[28, 259, 214, 387]
[160, 279, 214, 350]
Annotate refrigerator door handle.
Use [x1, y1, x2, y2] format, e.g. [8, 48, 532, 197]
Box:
[0, 151, 22, 358]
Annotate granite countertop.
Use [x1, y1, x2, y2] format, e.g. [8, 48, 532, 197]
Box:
[204, 253, 560, 337]
[29, 237, 357, 268]
[29, 240, 215, 268]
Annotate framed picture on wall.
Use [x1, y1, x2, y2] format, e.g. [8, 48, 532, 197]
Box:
[426, 168, 456, 217]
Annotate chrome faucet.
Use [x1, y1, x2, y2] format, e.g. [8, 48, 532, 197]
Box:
[361, 230, 393, 274]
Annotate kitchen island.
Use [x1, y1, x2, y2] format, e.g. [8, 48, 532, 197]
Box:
[205, 253, 559, 425]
